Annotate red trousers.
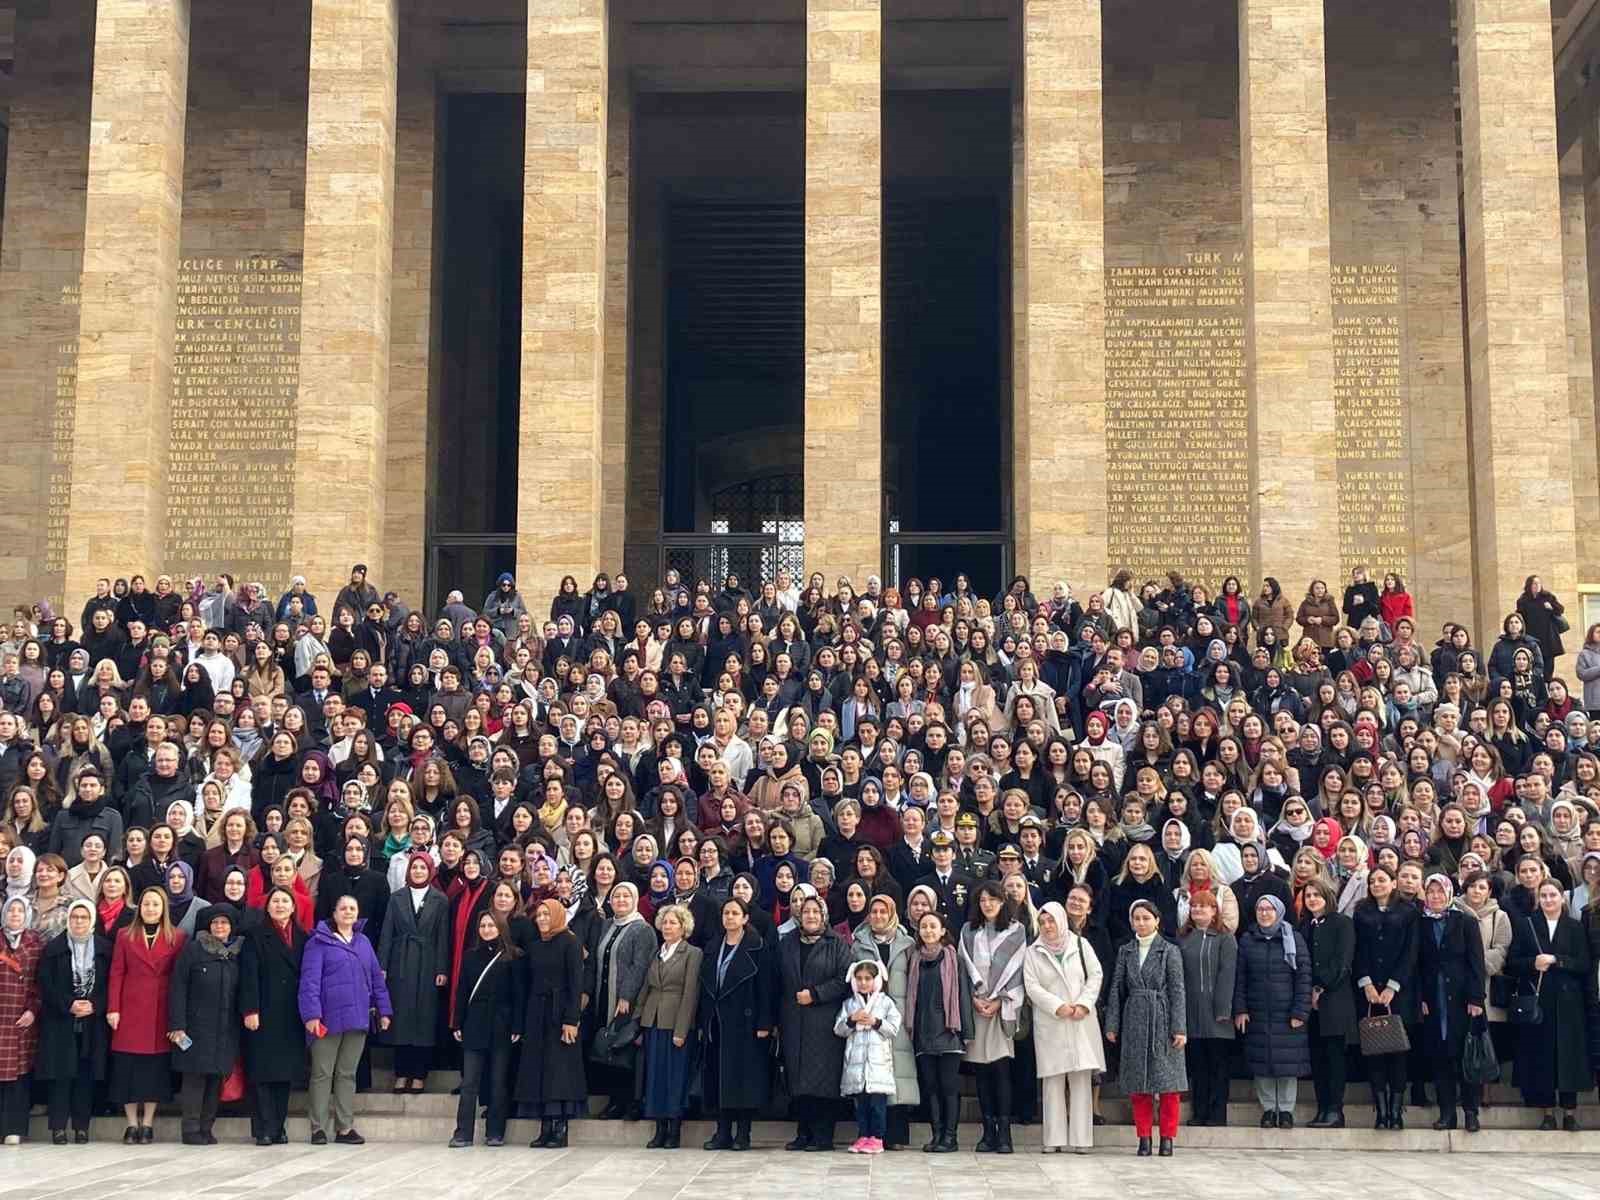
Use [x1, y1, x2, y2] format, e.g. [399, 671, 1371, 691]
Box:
[1130, 1092, 1180, 1138]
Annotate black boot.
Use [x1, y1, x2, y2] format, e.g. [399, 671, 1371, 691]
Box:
[975, 1116, 996, 1153]
[1433, 1107, 1457, 1131]
[531, 1118, 552, 1148]
[664, 1119, 682, 1148]
[922, 1118, 942, 1153]
[1136, 1136, 1152, 1156]
[1372, 1090, 1389, 1130]
[732, 1117, 752, 1151]
[550, 1118, 569, 1148]
[647, 1120, 669, 1149]
[703, 1118, 733, 1151]
[1158, 1137, 1174, 1156]
[994, 1118, 1013, 1155]
[1324, 1109, 1345, 1128]
[938, 1121, 959, 1153]
[1388, 1091, 1405, 1131]
[785, 1121, 811, 1152]
[1307, 1108, 1332, 1129]
[807, 1120, 835, 1151]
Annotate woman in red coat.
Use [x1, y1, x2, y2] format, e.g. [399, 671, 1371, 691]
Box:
[0, 895, 43, 1144]
[107, 887, 186, 1144]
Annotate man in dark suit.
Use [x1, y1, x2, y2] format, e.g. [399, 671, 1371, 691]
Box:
[349, 662, 402, 727]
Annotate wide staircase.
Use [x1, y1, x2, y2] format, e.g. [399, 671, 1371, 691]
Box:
[30, 1073, 1600, 1153]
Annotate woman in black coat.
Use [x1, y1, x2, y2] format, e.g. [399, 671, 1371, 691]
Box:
[167, 904, 243, 1145]
[35, 900, 111, 1143]
[776, 895, 852, 1150]
[516, 898, 586, 1148]
[1299, 878, 1356, 1128]
[1516, 577, 1567, 675]
[314, 836, 390, 936]
[449, 910, 525, 1148]
[1507, 878, 1593, 1129]
[238, 886, 307, 1145]
[1415, 873, 1487, 1132]
[1106, 844, 1176, 946]
[1351, 865, 1419, 1128]
[377, 855, 451, 1091]
[699, 896, 776, 1150]
[1233, 893, 1311, 1128]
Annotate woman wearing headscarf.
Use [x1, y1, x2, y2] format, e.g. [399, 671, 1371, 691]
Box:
[1352, 864, 1418, 1129]
[1415, 873, 1487, 1131]
[163, 860, 210, 938]
[1233, 893, 1311, 1127]
[637, 901, 704, 1149]
[959, 880, 1026, 1154]
[516, 897, 586, 1149]
[1105, 898, 1187, 1156]
[698, 895, 775, 1150]
[448, 909, 524, 1148]
[35, 898, 109, 1143]
[3, 846, 33, 903]
[1024, 900, 1104, 1154]
[378, 854, 450, 1093]
[589, 879, 657, 1120]
[107, 887, 185, 1143]
[314, 836, 390, 939]
[1177, 889, 1236, 1127]
[777, 892, 852, 1150]
[167, 903, 242, 1145]
[239, 885, 307, 1145]
[1507, 877, 1592, 1130]
[1332, 834, 1369, 915]
[0, 895, 41, 1144]
[850, 892, 920, 1148]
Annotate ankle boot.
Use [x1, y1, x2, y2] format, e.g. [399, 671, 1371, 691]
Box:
[923, 1119, 943, 1153]
[1307, 1108, 1332, 1128]
[551, 1119, 569, 1148]
[975, 1116, 996, 1152]
[938, 1121, 959, 1153]
[531, 1119, 552, 1149]
[994, 1118, 1014, 1155]
[646, 1119, 668, 1149]
[1387, 1091, 1405, 1131]
[664, 1119, 681, 1148]
[703, 1118, 733, 1151]
[1136, 1136, 1152, 1156]
[1372, 1090, 1389, 1130]
[732, 1117, 752, 1151]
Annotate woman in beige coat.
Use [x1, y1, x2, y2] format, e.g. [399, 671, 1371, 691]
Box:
[636, 903, 704, 1149]
[1023, 901, 1105, 1154]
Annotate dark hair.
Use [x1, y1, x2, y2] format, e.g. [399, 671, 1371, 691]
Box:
[966, 880, 1013, 931]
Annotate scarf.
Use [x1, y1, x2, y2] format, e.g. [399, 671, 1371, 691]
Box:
[5, 847, 34, 900]
[1421, 873, 1453, 919]
[958, 919, 1026, 1020]
[1120, 820, 1154, 843]
[537, 898, 568, 939]
[1255, 894, 1297, 968]
[902, 941, 960, 1037]
[98, 896, 126, 934]
[1, 896, 30, 950]
[382, 830, 412, 861]
[66, 900, 97, 991]
[1036, 901, 1070, 955]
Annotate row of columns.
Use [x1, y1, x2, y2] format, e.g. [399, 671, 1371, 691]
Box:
[57, 0, 1580, 622]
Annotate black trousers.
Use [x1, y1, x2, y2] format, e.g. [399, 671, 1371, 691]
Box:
[973, 1060, 1012, 1122]
[252, 1081, 291, 1139]
[1366, 1049, 1407, 1093]
[456, 1045, 512, 1140]
[179, 1072, 221, 1135]
[47, 1060, 95, 1132]
[792, 1094, 841, 1144]
[393, 1044, 434, 1079]
[1185, 1039, 1232, 1124]
[1009, 1035, 1038, 1121]
[0, 1077, 29, 1138]
[1310, 1035, 1348, 1113]
[916, 1053, 962, 1130]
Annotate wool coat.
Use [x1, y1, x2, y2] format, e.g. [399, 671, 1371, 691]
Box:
[1233, 924, 1312, 1078]
[238, 921, 307, 1084]
[34, 931, 112, 1081]
[107, 928, 185, 1054]
[1178, 928, 1237, 1041]
[376, 887, 450, 1048]
[1507, 911, 1592, 1094]
[1351, 900, 1419, 1023]
[168, 933, 242, 1076]
[1105, 936, 1187, 1094]
[1022, 934, 1106, 1075]
[698, 930, 776, 1111]
[777, 928, 853, 1098]
[1414, 908, 1487, 1055]
[850, 922, 920, 1105]
[515, 930, 586, 1103]
[1302, 912, 1357, 1038]
[0, 932, 42, 1079]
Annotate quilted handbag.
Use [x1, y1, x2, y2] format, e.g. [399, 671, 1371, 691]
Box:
[1357, 1003, 1410, 1057]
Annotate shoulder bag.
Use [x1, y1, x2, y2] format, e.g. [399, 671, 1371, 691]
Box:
[1357, 1002, 1410, 1056]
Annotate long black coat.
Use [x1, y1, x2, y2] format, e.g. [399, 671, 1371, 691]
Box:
[1233, 925, 1312, 1078]
[515, 931, 586, 1103]
[1303, 912, 1357, 1038]
[377, 889, 450, 1048]
[699, 931, 777, 1111]
[776, 930, 852, 1098]
[168, 935, 242, 1076]
[34, 932, 112, 1082]
[238, 921, 307, 1084]
[1415, 909, 1487, 1055]
[453, 943, 525, 1051]
[1507, 912, 1592, 1094]
[1351, 900, 1419, 1023]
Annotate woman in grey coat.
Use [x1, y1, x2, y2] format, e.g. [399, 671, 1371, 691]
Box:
[376, 855, 451, 1090]
[590, 881, 657, 1119]
[1178, 889, 1236, 1126]
[1105, 898, 1187, 1156]
[850, 893, 920, 1148]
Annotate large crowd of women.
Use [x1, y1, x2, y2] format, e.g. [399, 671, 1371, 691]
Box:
[0, 563, 1595, 1154]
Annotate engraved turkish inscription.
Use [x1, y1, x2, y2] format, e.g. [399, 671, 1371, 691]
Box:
[1332, 263, 1409, 581]
[167, 256, 301, 583]
[1106, 253, 1250, 582]
[45, 284, 80, 577]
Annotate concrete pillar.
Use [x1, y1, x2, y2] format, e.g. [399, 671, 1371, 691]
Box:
[519, 0, 608, 597]
[1015, 0, 1106, 587]
[1239, 0, 1338, 589]
[1458, 0, 1578, 634]
[64, 0, 189, 606]
[803, 0, 882, 586]
[293, 0, 399, 605]
[1580, 120, 1600, 585]
[601, 26, 631, 575]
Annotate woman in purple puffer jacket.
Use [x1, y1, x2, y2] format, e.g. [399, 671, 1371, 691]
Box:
[298, 894, 392, 1145]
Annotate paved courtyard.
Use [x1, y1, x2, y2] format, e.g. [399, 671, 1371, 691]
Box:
[6, 1144, 1600, 1200]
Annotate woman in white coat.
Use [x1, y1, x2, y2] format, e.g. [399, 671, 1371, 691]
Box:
[1023, 901, 1105, 1154]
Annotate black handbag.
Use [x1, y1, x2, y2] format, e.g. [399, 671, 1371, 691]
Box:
[1357, 1003, 1410, 1057]
[1462, 1021, 1501, 1084]
[1489, 973, 1513, 1010]
[1509, 975, 1544, 1026]
[590, 1013, 641, 1068]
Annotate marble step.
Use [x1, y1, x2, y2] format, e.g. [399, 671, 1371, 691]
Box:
[26, 1114, 1600, 1154]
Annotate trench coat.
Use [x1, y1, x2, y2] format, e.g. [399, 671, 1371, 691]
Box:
[34, 931, 112, 1082]
[1023, 934, 1106, 1076]
[1233, 924, 1312, 1078]
[238, 921, 307, 1084]
[1105, 936, 1187, 1094]
[777, 929, 852, 1099]
[376, 888, 450, 1048]
[698, 931, 776, 1111]
[850, 923, 920, 1105]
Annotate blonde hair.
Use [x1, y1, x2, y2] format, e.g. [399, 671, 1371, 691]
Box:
[654, 902, 695, 939]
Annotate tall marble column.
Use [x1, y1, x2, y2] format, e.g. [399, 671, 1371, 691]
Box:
[292, 0, 399, 602]
[520, 0, 608, 597]
[64, 0, 190, 605]
[1458, 0, 1578, 634]
[1014, 0, 1106, 588]
[803, 0, 882, 586]
[1239, 0, 1338, 590]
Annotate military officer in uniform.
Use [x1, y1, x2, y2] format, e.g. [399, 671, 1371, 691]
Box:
[1017, 815, 1059, 902]
[918, 830, 975, 924]
[952, 811, 995, 880]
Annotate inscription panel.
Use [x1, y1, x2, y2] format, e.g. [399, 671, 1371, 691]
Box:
[1333, 262, 1410, 581]
[1105, 252, 1250, 582]
[45, 285, 80, 578]
[167, 255, 302, 581]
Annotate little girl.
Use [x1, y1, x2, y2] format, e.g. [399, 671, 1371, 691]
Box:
[835, 959, 902, 1154]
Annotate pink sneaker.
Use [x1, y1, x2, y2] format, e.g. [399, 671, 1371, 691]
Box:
[864, 1137, 885, 1154]
[847, 1137, 868, 1153]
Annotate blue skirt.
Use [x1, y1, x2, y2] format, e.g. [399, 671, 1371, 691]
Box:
[640, 1028, 691, 1118]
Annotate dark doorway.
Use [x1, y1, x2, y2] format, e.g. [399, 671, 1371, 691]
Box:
[430, 93, 524, 609]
